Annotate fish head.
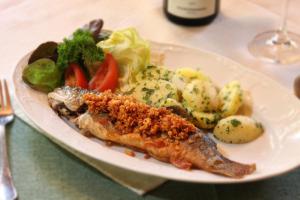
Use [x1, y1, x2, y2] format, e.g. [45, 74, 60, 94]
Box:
[48, 86, 98, 117]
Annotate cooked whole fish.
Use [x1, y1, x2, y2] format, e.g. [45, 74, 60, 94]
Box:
[48, 86, 256, 178]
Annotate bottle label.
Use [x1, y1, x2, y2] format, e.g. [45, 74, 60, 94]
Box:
[167, 0, 216, 19]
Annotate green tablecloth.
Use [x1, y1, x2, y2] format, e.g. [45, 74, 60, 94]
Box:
[8, 118, 300, 200]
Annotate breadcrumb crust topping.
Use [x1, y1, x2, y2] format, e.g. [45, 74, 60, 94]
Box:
[83, 91, 196, 140]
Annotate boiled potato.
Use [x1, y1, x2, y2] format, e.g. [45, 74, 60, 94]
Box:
[118, 82, 136, 94]
[182, 80, 219, 112]
[191, 111, 221, 129]
[130, 79, 179, 106]
[218, 81, 243, 117]
[135, 65, 174, 82]
[158, 98, 183, 108]
[236, 90, 253, 116]
[171, 68, 210, 91]
[213, 115, 264, 144]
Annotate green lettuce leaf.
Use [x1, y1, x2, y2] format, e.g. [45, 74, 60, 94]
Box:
[97, 28, 150, 86]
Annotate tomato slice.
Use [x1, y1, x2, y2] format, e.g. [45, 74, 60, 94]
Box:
[65, 63, 88, 89]
[89, 53, 118, 92]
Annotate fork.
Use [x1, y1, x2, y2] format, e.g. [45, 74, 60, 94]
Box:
[0, 80, 17, 200]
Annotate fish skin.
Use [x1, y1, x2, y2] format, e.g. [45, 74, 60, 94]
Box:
[180, 132, 255, 177]
[48, 86, 256, 178]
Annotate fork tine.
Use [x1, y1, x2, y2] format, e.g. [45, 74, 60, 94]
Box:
[0, 80, 3, 110]
[3, 80, 11, 110]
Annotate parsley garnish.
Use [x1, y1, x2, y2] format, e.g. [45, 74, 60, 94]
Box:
[56, 29, 104, 75]
[165, 84, 172, 90]
[123, 87, 135, 95]
[142, 87, 155, 104]
[231, 119, 241, 127]
[192, 86, 199, 94]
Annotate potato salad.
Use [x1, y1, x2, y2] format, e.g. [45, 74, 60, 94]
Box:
[122, 65, 263, 144]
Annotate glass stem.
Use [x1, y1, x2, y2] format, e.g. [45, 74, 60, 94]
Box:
[273, 0, 290, 44]
[280, 0, 290, 34]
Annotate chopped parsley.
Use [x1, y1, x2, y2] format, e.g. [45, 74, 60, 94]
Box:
[146, 65, 155, 69]
[165, 84, 172, 90]
[123, 87, 135, 95]
[192, 86, 199, 94]
[142, 87, 155, 104]
[230, 119, 241, 127]
[146, 72, 154, 79]
[162, 71, 171, 80]
[166, 92, 175, 99]
[255, 122, 263, 130]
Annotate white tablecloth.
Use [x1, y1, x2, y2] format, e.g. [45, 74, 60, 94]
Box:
[1, 0, 299, 90]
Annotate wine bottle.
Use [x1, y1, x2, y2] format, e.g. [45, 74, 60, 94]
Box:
[163, 0, 220, 26]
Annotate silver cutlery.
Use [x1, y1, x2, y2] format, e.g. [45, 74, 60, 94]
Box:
[0, 80, 17, 200]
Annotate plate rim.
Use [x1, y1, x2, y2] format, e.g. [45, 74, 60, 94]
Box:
[13, 40, 300, 184]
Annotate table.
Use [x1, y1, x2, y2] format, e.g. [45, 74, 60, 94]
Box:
[8, 119, 300, 200]
[1, 0, 300, 199]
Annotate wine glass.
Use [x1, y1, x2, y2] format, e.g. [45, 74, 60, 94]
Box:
[248, 0, 300, 64]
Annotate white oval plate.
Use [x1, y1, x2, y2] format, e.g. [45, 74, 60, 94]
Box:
[13, 41, 300, 183]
